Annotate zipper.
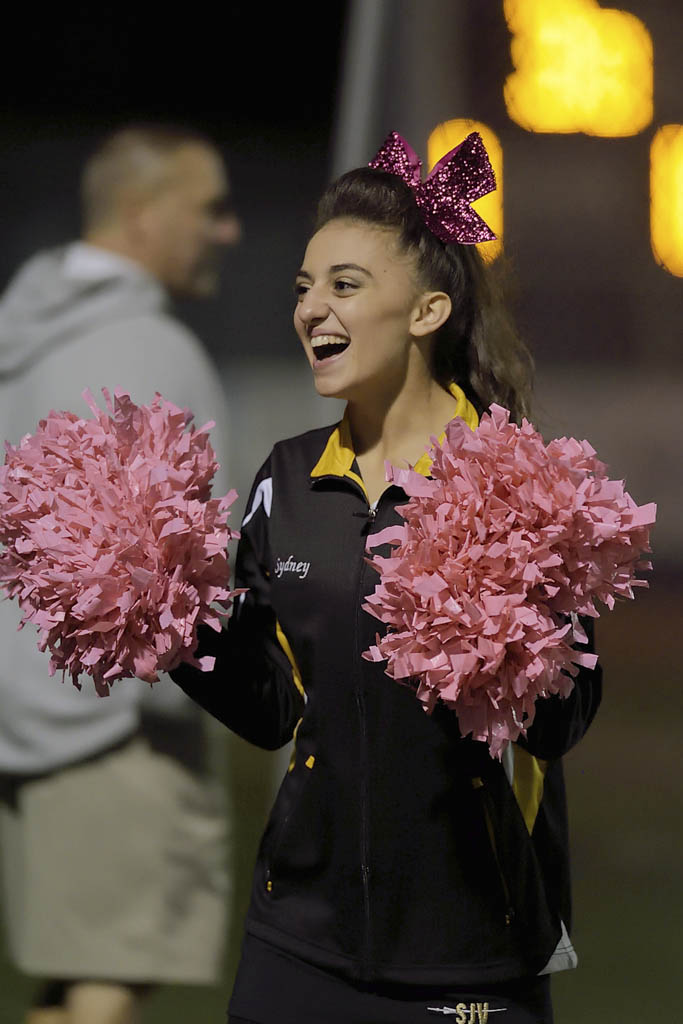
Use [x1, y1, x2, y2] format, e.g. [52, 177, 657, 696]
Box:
[352, 503, 377, 524]
[263, 729, 311, 896]
[355, 536, 372, 978]
[264, 804, 294, 896]
[355, 681, 372, 976]
[473, 777, 516, 926]
[354, 490, 382, 978]
[264, 796, 306, 896]
[312, 475, 385, 975]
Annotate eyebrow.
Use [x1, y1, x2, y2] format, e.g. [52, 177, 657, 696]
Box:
[295, 262, 373, 280]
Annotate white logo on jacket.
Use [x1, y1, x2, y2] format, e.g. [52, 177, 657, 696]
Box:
[428, 1003, 506, 1020]
[242, 477, 272, 525]
[274, 555, 310, 580]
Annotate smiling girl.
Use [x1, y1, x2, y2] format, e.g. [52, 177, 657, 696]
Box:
[172, 133, 601, 1024]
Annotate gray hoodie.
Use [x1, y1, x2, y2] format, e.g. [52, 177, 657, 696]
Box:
[0, 243, 231, 774]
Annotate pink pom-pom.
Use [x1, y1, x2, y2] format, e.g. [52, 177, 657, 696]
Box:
[363, 405, 656, 759]
[0, 388, 240, 694]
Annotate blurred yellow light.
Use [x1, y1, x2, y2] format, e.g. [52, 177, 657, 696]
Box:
[427, 120, 503, 261]
[504, 0, 653, 136]
[651, 125, 683, 278]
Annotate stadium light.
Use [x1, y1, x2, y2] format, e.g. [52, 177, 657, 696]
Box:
[651, 125, 683, 278]
[503, 0, 653, 137]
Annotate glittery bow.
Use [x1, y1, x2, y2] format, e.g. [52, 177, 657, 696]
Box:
[368, 131, 496, 245]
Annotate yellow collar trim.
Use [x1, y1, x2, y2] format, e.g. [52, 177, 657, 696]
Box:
[413, 383, 479, 475]
[310, 383, 479, 485]
[310, 409, 358, 482]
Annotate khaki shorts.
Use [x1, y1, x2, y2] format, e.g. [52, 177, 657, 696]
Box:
[0, 735, 229, 984]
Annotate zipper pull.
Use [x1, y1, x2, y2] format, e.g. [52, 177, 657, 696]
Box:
[352, 506, 377, 521]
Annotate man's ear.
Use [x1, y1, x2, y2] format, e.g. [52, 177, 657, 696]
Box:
[409, 290, 452, 337]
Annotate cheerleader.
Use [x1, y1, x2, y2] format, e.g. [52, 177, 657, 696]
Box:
[171, 131, 602, 1024]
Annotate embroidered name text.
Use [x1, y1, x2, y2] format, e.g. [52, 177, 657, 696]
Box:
[275, 555, 310, 580]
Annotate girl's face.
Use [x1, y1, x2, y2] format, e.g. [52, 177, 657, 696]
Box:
[293, 219, 423, 402]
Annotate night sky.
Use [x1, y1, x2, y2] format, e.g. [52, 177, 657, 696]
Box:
[2, 6, 349, 134]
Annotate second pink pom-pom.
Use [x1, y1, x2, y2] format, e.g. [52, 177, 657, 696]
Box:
[363, 405, 656, 758]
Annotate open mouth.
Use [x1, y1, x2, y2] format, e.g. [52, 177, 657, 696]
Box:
[310, 334, 350, 362]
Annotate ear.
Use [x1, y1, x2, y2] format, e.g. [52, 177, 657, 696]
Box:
[134, 193, 167, 236]
[116, 192, 156, 245]
[409, 290, 452, 338]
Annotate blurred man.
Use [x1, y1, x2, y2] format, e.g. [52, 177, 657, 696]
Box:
[0, 125, 240, 1024]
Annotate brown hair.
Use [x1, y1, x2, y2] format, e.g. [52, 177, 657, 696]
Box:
[315, 167, 534, 422]
[81, 124, 216, 232]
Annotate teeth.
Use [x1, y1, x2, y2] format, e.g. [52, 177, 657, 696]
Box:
[311, 334, 349, 350]
[310, 335, 351, 362]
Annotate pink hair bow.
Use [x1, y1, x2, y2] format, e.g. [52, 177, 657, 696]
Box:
[368, 131, 497, 245]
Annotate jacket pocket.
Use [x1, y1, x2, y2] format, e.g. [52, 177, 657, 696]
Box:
[263, 750, 318, 895]
[472, 776, 516, 926]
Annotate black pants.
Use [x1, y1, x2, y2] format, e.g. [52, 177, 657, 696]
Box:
[228, 934, 554, 1024]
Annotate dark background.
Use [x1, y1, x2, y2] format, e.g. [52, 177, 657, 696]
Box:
[0, 6, 349, 356]
[1, 4, 681, 1022]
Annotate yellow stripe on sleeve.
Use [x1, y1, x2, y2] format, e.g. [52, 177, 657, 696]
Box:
[512, 747, 547, 834]
[275, 619, 306, 701]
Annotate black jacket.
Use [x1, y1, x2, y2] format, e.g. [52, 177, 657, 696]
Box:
[173, 414, 602, 986]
